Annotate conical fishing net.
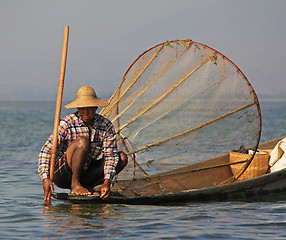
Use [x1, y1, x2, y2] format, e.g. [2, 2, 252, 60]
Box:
[100, 40, 261, 181]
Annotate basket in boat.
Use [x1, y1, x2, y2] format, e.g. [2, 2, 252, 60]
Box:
[229, 149, 270, 181]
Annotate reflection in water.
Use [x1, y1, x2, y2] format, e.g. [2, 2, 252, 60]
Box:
[41, 202, 120, 234]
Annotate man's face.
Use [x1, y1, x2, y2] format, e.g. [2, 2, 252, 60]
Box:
[77, 107, 97, 125]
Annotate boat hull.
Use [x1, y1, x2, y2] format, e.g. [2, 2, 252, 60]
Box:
[52, 137, 286, 205]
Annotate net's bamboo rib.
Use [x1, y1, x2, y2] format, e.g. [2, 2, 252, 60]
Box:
[110, 44, 191, 124]
[117, 52, 217, 133]
[102, 45, 164, 116]
[100, 88, 120, 116]
[106, 44, 164, 110]
[127, 102, 256, 155]
[128, 70, 238, 140]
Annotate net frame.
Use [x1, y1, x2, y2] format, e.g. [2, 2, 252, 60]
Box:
[100, 39, 262, 182]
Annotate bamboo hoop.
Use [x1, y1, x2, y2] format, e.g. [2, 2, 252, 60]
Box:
[47, 26, 69, 204]
[103, 39, 262, 186]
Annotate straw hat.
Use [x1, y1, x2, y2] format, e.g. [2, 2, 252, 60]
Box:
[65, 86, 109, 109]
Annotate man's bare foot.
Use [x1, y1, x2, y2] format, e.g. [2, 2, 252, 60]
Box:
[71, 184, 91, 196]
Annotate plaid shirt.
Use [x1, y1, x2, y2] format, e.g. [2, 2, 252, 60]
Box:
[38, 112, 119, 181]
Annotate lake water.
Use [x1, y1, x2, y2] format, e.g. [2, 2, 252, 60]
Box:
[0, 99, 286, 239]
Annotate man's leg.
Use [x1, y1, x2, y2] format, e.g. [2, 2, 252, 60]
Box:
[83, 151, 128, 191]
[66, 136, 91, 195]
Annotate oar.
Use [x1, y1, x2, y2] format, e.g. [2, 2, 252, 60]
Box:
[46, 26, 69, 205]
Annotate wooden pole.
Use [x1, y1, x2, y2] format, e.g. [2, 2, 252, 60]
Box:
[47, 26, 69, 204]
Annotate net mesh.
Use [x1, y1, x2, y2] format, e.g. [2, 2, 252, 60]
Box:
[100, 40, 261, 180]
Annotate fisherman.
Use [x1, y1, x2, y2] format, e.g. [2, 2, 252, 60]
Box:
[38, 86, 128, 200]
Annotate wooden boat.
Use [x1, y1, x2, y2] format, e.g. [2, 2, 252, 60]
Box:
[52, 136, 286, 204]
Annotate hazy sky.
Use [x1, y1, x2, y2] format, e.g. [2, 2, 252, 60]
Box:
[1, 0, 285, 101]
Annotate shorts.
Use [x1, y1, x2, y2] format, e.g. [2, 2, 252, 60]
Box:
[53, 155, 104, 189]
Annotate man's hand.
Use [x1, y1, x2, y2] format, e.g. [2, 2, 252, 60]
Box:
[100, 179, 111, 199]
[43, 178, 54, 202]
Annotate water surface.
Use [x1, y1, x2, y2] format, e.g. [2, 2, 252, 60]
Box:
[0, 100, 286, 239]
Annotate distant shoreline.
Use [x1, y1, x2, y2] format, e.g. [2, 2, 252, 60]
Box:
[1, 97, 285, 103]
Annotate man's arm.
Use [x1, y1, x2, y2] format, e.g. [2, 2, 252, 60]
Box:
[38, 137, 53, 180]
[102, 127, 119, 180]
[38, 137, 54, 201]
[38, 118, 69, 199]
[101, 121, 120, 198]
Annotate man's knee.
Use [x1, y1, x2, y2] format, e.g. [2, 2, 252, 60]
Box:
[119, 151, 128, 167]
[115, 151, 128, 175]
[74, 136, 89, 150]
[66, 136, 89, 159]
